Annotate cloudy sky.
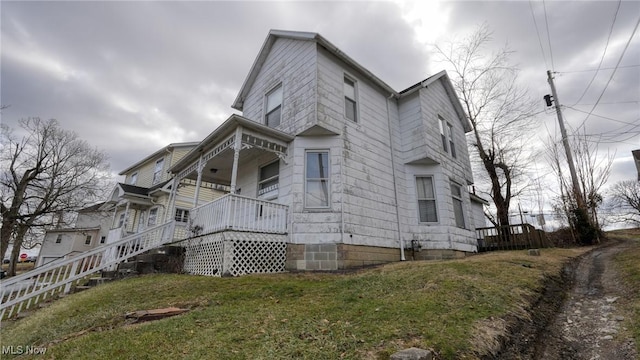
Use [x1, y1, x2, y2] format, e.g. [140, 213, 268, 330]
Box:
[1, 0, 639, 218]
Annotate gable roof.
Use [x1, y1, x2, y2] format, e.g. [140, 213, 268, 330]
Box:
[118, 142, 199, 176]
[232, 30, 396, 111]
[231, 30, 471, 132]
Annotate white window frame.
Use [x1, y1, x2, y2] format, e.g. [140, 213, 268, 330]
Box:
[258, 160, 280, 198]
[450, 180, 466, 229]
[117, 213, 126, 228]
[129, 172, 138, 185]
[152, 158, 164, 185]
[85, 235, 92, 245]
[304, 150, 331, 209]
[447, 122, 456, 158]
[174, 208, 190, 223]
[265, 83, 283, 128]
[344, 75, 358, 122]
[416, 175, 438, 223]
[438, 115, 448, 153]
[147, 208, 158, 227]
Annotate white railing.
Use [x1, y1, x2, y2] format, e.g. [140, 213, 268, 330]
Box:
[189, 194, 288, 236]
[0, 221, 176, 320]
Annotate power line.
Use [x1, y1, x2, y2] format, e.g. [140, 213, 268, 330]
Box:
[529, 0, 549, 70]
[558, 64, 640, 74]
[565, 105, 639, 126]
[570, 0, 622, 107]
[542, 0, 555, 71]
[573, 14, 640, 134]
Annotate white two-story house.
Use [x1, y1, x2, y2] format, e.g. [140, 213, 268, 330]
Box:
[168, 30, 485, 275]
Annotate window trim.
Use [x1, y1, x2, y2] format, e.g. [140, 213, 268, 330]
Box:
[447, 122, 457, 158]
[438, 115, 448, 153]
[117, 213, 126, 228]
[147, 207, 158, 227]
[258, 160, 280, 197]
[174, 208, 190, 223]
[304, 150, 331, 209]
[129, 172, 138, 185]
[450, 180, 466, 229]
[415, 175, 438, 223]
[84, 235, 92, 245]
[264, 83, 283, 128]
[343, 75, 358, 122]
[152, 158, 165, 185]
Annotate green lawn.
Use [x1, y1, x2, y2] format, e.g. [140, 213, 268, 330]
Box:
[1, 247, 591, 359]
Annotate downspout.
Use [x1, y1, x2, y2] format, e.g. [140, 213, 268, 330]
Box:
[386, 94, 405, 261]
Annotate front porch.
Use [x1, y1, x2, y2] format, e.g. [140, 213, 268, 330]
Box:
[168, 115, 293, 277]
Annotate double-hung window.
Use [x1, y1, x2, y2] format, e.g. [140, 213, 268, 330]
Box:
[447, 123, 456, 158]
[147, 208, 158, 227]
[438, 116, 448, 153]
[258, 161, 279, 197]
[174, 208, 189, 223]
[451, 181, 466, 228]
[305, 151, 330, 208]
[85, 235, 92, 245]
[265, 84, 282, 128]
[117, 213, 126, 228]
[416, 176, 438, 222]
[152, 158, 164, 185]
[344, 76, 357, 122]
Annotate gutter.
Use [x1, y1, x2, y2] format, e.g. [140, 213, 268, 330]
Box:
[386, 94, 405, 261]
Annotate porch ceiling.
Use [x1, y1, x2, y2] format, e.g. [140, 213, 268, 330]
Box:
[184, 146, 279, 185]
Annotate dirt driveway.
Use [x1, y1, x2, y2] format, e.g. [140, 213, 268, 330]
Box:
[533, 239, 638, 359]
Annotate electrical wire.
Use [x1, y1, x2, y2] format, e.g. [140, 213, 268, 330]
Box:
[558, 65, 640, 74]
[529, 0, 550, 70]
[542, 0, 555, 71]
[565, 105, 639, 126]
[573, 14, 640, 134]
[570, 0, 622, 107]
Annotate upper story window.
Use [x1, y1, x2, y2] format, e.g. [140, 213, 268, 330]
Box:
[344, 76, 357, 122]
[174, 208, 190, 223]
[129, 172, 138, 185]
[438, 116, 448, 153]
[258, 160, 280, 197]
[416, 176, 438, 223]
[305, 151, 330, 208]
[85, 235, 92, 245]
[447, 123, 457, 158]
[450, 181, 465, 228]
[118, 213, 126, 228]
[100, 236, 106, 244]
[55, 234, 62, 244]
[152, 158, 164, 185]
[265, 84, 283, 128]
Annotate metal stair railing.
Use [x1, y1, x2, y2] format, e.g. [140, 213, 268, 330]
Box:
[0, 221, 176, 320]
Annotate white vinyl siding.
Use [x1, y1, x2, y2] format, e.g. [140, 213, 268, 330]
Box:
[416, 176, 437, 222]
[305, 151, 330, 208]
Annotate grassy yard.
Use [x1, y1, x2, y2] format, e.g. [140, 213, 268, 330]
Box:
[1, 247, 593, 360]
[609, 228, 640, 350]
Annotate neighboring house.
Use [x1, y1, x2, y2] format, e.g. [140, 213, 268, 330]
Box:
[168, 30, 485, 274]
[104, 142, 227, 245]
[633, 149, 640, 181]
[37, 202, 112, 267]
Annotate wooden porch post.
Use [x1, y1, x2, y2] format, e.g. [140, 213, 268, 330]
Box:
[165, 177, 178, 223]
[193, 155, 204, 208]
[230, 127, 243, 194]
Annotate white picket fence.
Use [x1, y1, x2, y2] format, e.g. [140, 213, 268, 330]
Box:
[0, 221, 176, 320]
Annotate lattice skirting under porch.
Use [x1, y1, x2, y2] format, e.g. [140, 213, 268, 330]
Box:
[179, 231, 287, 277]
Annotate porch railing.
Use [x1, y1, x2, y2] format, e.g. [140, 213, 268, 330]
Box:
[476, 223, 549, 252]
[0, 221, 176, 320]
[189, 194, 288, 236]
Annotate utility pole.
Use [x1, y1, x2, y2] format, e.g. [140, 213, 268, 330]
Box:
[545, 70, 586, 211]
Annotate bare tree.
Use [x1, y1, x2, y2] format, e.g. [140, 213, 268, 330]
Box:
[1, 118, 111, 276]
[608, 180, 640, 226]
[434, 24, 538, 228]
